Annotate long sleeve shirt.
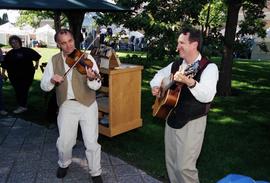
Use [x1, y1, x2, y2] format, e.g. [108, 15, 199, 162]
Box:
[150, 54, 219, 103]
[40, 52, 101, 100]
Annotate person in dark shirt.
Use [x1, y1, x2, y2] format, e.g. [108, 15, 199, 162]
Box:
[0, 47, 8, 115]
[1, 35, 41, 114]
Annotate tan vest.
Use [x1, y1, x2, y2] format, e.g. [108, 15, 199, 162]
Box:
[52, 53, 96, 107]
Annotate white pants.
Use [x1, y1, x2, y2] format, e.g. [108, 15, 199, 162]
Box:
[56, 100, 102, 176]
[165, 116, 207, 183]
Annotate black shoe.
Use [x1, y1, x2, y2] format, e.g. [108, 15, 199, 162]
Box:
[56, 167, 69, 178]
[91, 175, 103, 183]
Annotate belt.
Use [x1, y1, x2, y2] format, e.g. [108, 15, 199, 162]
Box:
[69, 99, 77, 101]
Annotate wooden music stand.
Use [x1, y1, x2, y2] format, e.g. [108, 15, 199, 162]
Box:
[100, 48, 121, 69]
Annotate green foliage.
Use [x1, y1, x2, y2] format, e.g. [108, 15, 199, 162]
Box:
[238, 0, 266, 38]
[97, 0, 208, 59]
[233, 37, 254, 58]
[16, 10, 54, 28]
[16, 10, 52, 28]
[15, 10, 69, 31]
[97, 0, 267, 66]
[199, 0, 227, 29]
[202, 30, 224, 57]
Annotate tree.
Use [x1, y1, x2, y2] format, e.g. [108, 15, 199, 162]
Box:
[218, 0, 266, 96]
[16, 10, 68, 31]
[97, 0, 208, 59]
[99, 0, 267, 96]
[199, 0, 227, 36]
[16, 10, 83, 48]
[16, 10, 54, 28]
[63, 11, 86, 49]
[0, 13, 9, 25]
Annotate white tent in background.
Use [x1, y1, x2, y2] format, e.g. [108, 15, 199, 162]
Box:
[0, 22, 30, 46]
[22, 24, 35, 34]
[35, 24, 56, 47]
[0, 22, 18, 31]
[129, 31, 144, 38]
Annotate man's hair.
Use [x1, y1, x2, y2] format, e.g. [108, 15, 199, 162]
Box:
[9, 35, 22, 47]
[54, 29, 74, 43]
[180, 25, 202, 51]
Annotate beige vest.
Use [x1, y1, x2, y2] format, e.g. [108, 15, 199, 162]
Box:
[52, 53, 96, 107]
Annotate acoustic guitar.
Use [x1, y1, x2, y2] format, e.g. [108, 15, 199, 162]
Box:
[152, 62, 199, 119]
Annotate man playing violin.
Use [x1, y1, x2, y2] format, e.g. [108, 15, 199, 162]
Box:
[40, 29, 103, 183]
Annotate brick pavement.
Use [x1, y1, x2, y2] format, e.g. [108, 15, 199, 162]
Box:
[0, 116, 162, 183]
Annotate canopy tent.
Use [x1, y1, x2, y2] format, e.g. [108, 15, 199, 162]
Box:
[129, 31, 144, 38]
[0, 0, 129, 49]
[0, 0, 128, 12]
[0, 0, 128, 49]
[0, 22, 30, 46]
[22, 24, 35, 34]
[35, 24, 56, 47]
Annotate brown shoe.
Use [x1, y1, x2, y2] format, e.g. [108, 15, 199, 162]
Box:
[56, 167, 69, 178]
[91, 175, 103, 183]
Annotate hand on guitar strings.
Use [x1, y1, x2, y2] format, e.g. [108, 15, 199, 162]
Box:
[151, 86, 160, 97]
[173, 71, 196, 88]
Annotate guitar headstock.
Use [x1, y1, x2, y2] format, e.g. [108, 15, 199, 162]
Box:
[184, 61, 199, 77]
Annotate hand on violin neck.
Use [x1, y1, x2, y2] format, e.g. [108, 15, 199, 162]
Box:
[50, 74, 64, 84]
[85, 66, 96, 81]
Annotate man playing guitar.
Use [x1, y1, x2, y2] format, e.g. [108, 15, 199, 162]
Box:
[150, 25, 219, 183]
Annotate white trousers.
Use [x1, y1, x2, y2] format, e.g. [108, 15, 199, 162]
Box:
[165, 116, 207, 183]
[56, 100, 102, 176]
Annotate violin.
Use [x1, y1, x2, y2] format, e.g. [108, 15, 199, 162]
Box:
[64, 49, 101, 81]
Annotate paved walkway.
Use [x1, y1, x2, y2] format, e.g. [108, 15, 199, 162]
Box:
[0, 116, 162, 183]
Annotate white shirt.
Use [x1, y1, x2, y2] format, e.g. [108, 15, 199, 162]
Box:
[150, 54, 219, 103]
[40, 52, 101, 100]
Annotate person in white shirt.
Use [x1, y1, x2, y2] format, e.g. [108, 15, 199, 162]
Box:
[40, 29, 103, 183]
[150, 26, 219, 183]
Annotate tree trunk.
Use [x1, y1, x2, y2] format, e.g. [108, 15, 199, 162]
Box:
[217, 1, 241, 96]
[53, 11, 61, 33]
[64, 11, 86, 49]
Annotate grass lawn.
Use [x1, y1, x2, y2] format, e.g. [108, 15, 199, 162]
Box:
[2, 48, 270, 182]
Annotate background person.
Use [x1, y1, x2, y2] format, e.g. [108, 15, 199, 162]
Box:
[40, 29, 103, 183]
[1, 35, 41, 114]
[150, 26, 219, 183]
[0, 47, 8, 115]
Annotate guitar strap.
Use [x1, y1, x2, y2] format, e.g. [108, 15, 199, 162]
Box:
[199, 57, 210, 71]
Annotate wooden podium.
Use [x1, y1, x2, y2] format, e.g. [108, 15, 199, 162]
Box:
[96, 46, 121, 69]
[96, 64, 143, 137]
